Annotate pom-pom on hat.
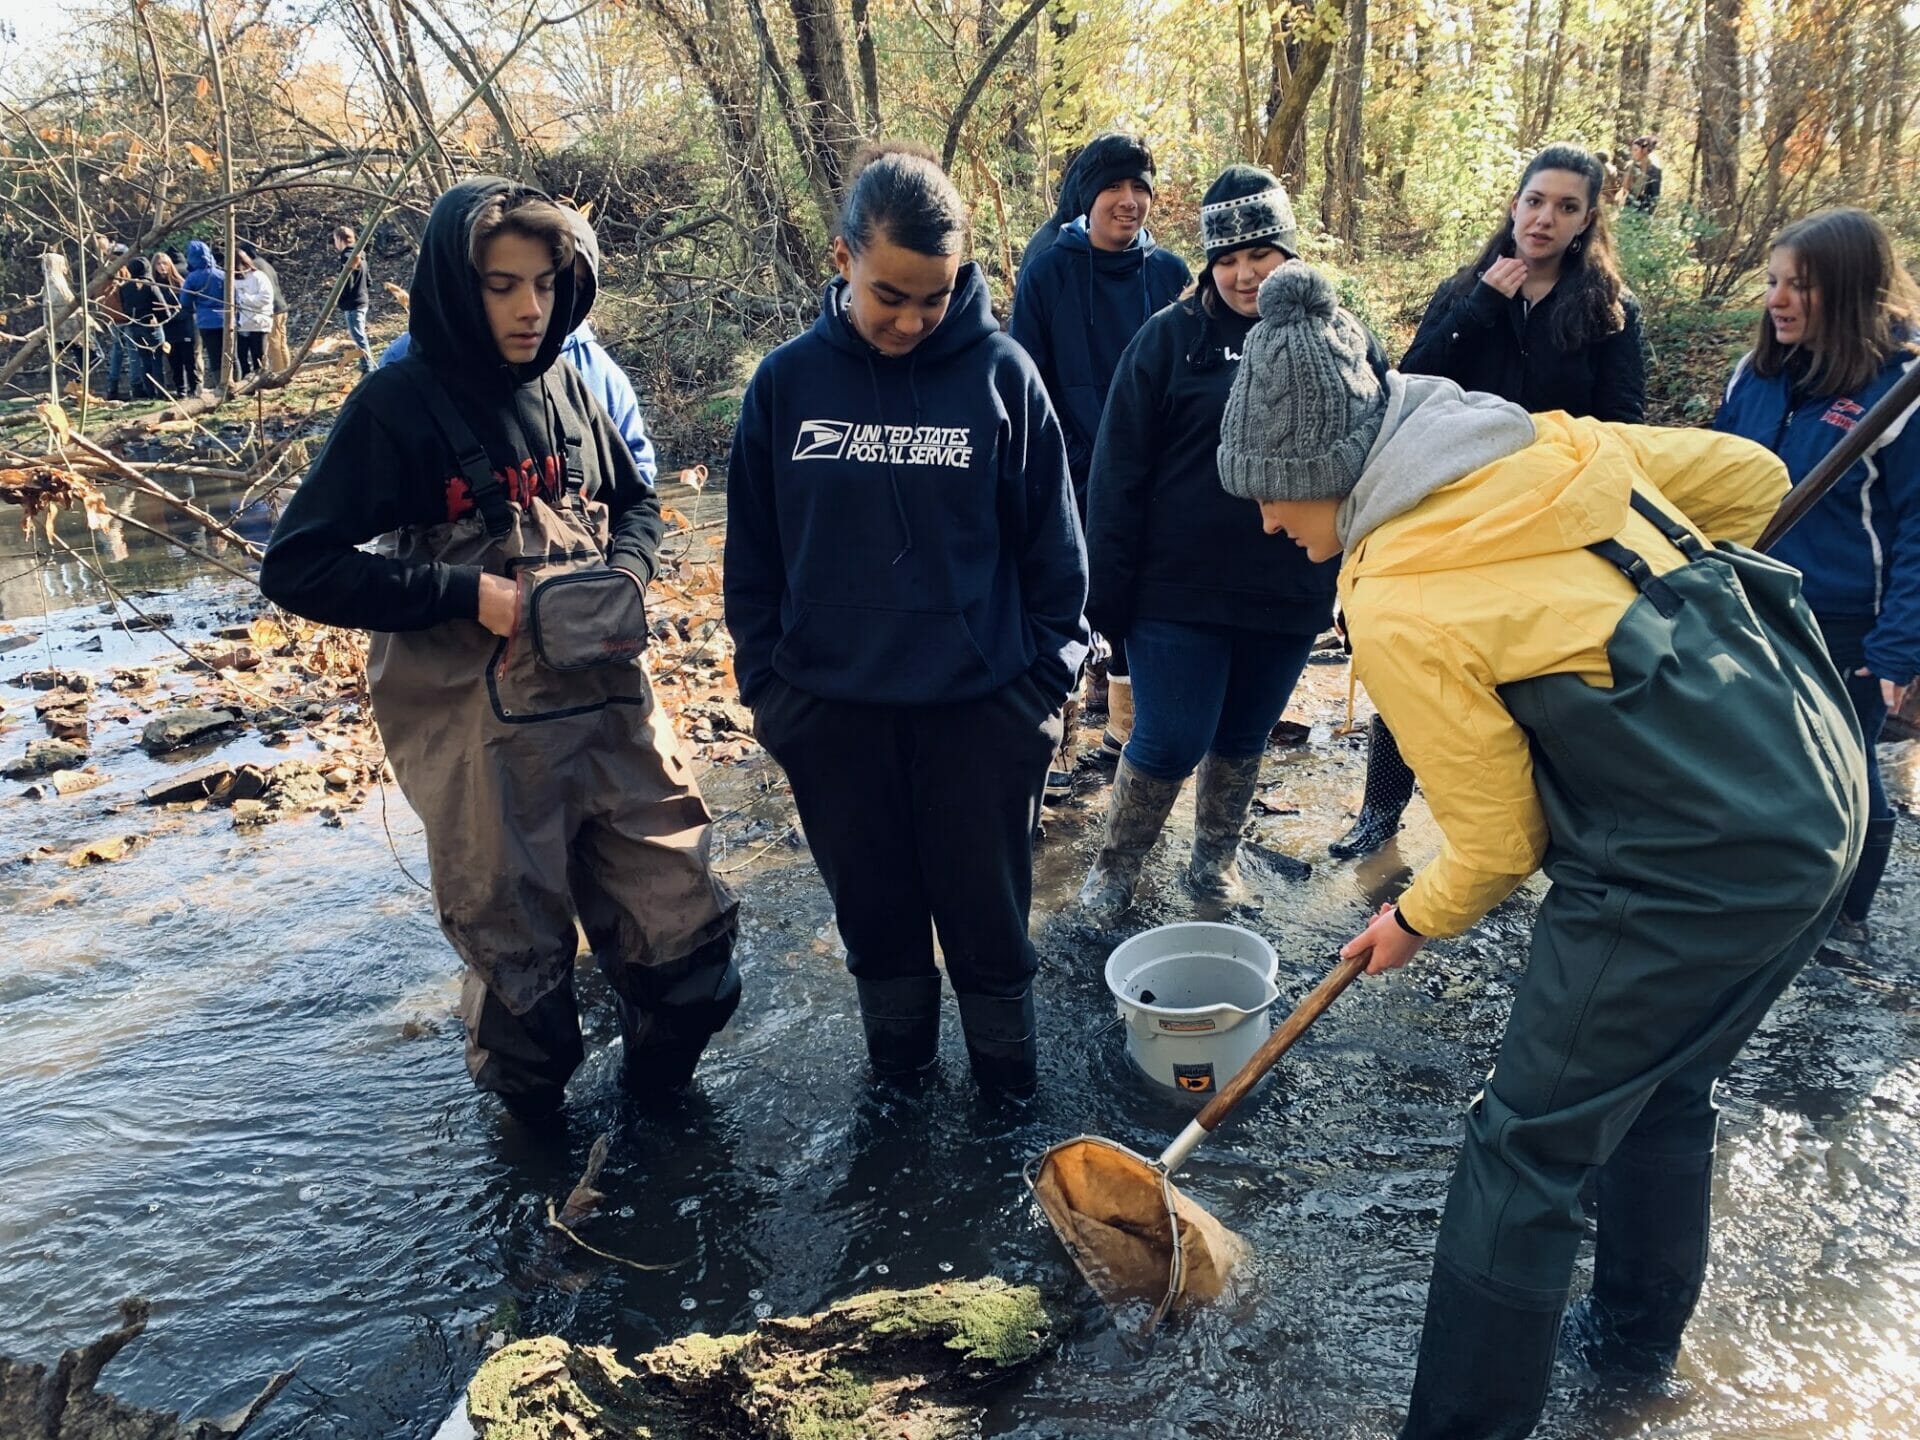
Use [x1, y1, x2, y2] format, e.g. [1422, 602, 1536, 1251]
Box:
[1216, 262, 1386, 503]
[1200, 164, 1298, 264]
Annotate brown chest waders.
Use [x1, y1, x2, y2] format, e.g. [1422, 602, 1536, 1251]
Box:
[1399, 491, 1866, 1440]
[365, 363, 738, 1114]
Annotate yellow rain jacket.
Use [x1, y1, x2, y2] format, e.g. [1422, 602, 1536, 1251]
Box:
[1339, 407, 1788, 937]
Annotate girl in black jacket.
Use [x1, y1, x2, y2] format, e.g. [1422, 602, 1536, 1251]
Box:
[1336, 144, 1647, 860]
[1078, 166, 1380, 923]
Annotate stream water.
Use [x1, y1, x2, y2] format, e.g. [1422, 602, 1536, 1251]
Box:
[3, 495, 1917, 1438]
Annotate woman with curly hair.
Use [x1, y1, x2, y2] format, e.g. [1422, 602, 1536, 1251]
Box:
[1336, 143, 1648, 861]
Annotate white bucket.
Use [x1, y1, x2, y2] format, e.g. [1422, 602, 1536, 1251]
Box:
[1105, 922, 1280, 1097]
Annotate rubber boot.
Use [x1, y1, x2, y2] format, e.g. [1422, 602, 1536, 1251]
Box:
[1187, 752, 1263, 903]
[618, 937, 743, 1107]
[855, 974, 942, 1079]
[1098, 675, 1134, 760]
[1399, 1256, 1567, 1440]
[1045, 695, 1080, 805]
[1331, 715, 1414, 859]
[1077, 758, 1183, 926]
[1572, 1143, 1715, 1374]
[956, 989, 1037, 1097]
[1841, 815, 1897, 926]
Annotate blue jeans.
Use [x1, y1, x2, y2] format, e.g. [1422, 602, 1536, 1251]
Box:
[1122, 618, 1317, 780]
[337, 306, 371, 366]
[105, 323, 138, 395]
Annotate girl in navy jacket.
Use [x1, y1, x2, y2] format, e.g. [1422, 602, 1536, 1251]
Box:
[1715, 206, 1920, 944]
[724, 143, 1089, 1096]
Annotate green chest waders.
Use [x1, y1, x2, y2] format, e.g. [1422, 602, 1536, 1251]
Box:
[363, 362, 737, 1106]
[1400, 492, 1866, 1440]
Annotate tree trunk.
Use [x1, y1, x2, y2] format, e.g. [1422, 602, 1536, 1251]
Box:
[1258, 12, 1334, 188]
[1615, 1, 1653, 144]
[786, 0, 866, 196]
[1329, 0, 1366, 251]
[851, 0, 881, 128]
[1698, 0, 1744, 247]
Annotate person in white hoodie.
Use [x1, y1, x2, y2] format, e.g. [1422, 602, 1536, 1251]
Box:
[232, 252, 274, 377]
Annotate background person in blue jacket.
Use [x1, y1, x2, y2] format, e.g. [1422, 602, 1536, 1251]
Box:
[180, 239, 226, 390]
[381, 214, 658, 488]
[1009, 132, 1190, 796]
[724, 142, 1090, 1097]
[1715, 206, 1920, 953]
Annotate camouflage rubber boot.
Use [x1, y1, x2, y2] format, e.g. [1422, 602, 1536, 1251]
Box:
[1187, 752, 1264, 902]
[1076, 758, 1183, 926]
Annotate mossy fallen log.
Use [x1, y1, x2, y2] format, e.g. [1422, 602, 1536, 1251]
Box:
[466, 1277, 1058, 1440]
[0, 1298, 292, 1440]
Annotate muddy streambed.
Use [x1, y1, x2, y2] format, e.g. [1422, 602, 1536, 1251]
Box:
[4, 517, 1920, 1437]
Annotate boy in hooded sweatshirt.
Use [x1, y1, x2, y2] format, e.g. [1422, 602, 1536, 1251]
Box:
[1220, 263, 1865, 1438]
[261, 179, 739, 1122]
[725, 143, 1088, 1097]
[1009, 133, 1190, 793]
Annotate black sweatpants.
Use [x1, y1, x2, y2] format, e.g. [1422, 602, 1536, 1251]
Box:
[754, 675, 1062, 999]
[199, 327, 224, 383]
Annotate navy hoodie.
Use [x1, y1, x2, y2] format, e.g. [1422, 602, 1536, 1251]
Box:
[1008, 220, 1191, 504]
[261, 177, 660, 631]
[725, 262, 1090, 711]
[1715, 343, 1920, 684]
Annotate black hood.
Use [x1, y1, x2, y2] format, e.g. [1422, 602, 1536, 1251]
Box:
[405, 176, 595, 385]
[813, 260, 999, 365]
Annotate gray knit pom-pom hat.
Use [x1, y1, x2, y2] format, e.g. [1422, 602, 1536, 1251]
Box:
[1217, 261, 1387, 503]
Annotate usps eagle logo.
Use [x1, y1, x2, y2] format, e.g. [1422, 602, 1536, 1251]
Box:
[792, 420, 853, 461]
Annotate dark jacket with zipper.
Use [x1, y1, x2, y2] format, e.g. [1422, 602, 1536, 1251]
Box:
[1400, 273, 1646, 421]
[1008, 219, 1191, 506]
[1714, 343, 1920, 684]
[724, 262, 1090, 712]
[260, 177, 661, 632]
[338, 251, 369, 311]
[1086, 295, 1383, 639]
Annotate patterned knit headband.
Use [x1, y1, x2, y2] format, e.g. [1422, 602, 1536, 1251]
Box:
[1201, 187, 1298, 260]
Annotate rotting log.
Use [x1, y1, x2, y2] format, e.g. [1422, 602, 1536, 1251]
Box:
[0, 1297, 293, 1440]
[466, 1277, 1058, 1440]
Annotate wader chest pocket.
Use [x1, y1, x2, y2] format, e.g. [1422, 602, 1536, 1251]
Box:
[529, 569, 649, 671]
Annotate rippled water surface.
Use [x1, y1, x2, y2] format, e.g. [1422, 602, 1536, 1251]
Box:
[4, 560, 1918, 1437]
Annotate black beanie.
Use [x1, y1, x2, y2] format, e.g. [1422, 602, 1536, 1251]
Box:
[1200, 164, 1298, 264]
[1076, 133, 1155, 207]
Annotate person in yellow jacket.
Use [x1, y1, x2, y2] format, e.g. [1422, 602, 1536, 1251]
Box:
[1216, 262, 1867, 1439]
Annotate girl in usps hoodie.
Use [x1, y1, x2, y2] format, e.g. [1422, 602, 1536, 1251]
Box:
[725, 142, 1089, 1098]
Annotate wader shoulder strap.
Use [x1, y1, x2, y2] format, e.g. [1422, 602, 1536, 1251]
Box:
[1584, 488, 1709, 618]
[541, 371, 588, 497]
[393, 361, 514, 537]
[1587, 536, 1683, 618]
[1627, 489, 1707, 558]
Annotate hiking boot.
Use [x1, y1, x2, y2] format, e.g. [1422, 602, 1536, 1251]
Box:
[855, 974, 942, 1079]
[1187, 752, 1263, 903]
[1098, 674, 1134, 760]
[1077, 758, 1182, 926]
[956, 989, 1037, 1097]
[1044, 695, 1080, 805]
